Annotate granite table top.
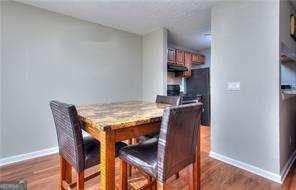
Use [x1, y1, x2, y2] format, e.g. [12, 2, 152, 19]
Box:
[77, 101, 168, 131]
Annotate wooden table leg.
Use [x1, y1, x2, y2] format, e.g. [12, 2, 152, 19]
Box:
[100, 131, 116, 190]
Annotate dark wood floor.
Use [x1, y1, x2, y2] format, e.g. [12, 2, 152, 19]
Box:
[0, 126, 295, 189]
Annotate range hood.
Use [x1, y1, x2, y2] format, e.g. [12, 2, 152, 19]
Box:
[167, 64, 188, 72]
[281, 42, 296, 63]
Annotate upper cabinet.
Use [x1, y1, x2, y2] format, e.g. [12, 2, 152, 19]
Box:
[191, 54, 205, 64]
[176, 50, 185, 65]
[167, 48, 176, 64]
[168, 48, 205, 78]
[183, 52, 193, 77]
[168, 48, 205, 65]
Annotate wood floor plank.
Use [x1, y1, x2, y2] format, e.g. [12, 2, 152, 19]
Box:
[0, 126, 295, 190]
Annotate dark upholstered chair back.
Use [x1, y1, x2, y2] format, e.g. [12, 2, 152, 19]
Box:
[157, 103, 202, 182]
[156, 95, 181, 106]
[50, 100, 85, 172]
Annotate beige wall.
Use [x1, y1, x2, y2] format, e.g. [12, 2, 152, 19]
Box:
[142, 28, 167, 101]
[1, 1, 142, 158]
[211, 1, 280, 175]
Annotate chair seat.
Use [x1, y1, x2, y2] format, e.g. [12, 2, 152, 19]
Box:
[84, 136, 127, 169]
[119, 137, 158, 177]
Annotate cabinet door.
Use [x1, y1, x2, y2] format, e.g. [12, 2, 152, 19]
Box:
[175, 52, 192, 78]
[167, 48, 176, 64]
[176, 50, 185, 65]
[183, 52, 192, 77]
[192, 53, 205, 64]
[184, 52, 192, 67]
[191, 54, 198, 63]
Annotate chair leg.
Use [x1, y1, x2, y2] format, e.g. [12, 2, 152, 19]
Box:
[127, 139, 133, 177]
[59, 156, 72, 190]
[65, 161, 72, 185]
[189, 164, 194, 190]
[175, 172, 180, 179]
[148, 176, 155, 190]
[59, 156, 66, 190]
[120, 159, 128, 190]
[127, 139, 133, 145]
[157, 181, 169, 190]
[128, 165, 132, 177]
[77, 171, 84, 190]
[132, 138, 139, 144]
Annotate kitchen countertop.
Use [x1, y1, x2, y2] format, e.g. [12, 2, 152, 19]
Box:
[281, 89, 296, 100]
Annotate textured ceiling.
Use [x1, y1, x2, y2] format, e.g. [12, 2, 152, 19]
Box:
[19, 0, 217, 50]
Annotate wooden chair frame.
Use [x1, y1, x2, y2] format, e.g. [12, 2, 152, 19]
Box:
[59, 155, 100, 190]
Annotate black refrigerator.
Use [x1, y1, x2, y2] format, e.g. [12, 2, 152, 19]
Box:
[186, 68, 210, 126]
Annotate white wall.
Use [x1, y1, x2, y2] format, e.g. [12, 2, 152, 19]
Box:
[142, 28, 167, 101]
[211, 1, 280, 176]
[1, 1, 142, 158]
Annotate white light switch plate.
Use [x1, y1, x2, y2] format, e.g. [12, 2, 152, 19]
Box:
[227, 82, 240, 91]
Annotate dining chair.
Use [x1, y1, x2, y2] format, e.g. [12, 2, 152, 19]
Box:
[137, 95, 181, 142]
[132, 95, 182, 179]
[119, 103, 202, 190]
[50, 100, 127, 190]
[156, 95, 181, 106]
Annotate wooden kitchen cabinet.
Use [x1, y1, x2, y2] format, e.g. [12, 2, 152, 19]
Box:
[183, 52, 192, 77]
[167, 48, 176, 64]
[185, 52, 192, 67]
[192, 53, 205, 64]
[176, 52, 192, 78]
[176, 50, 185, 65]
[167, 47, 204, 78]
[191, 54, 198, 63]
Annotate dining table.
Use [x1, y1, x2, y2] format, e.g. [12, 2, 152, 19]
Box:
[76, 100, 200, 190]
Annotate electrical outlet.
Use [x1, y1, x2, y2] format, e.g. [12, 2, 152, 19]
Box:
[227, 82, 240, 91]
